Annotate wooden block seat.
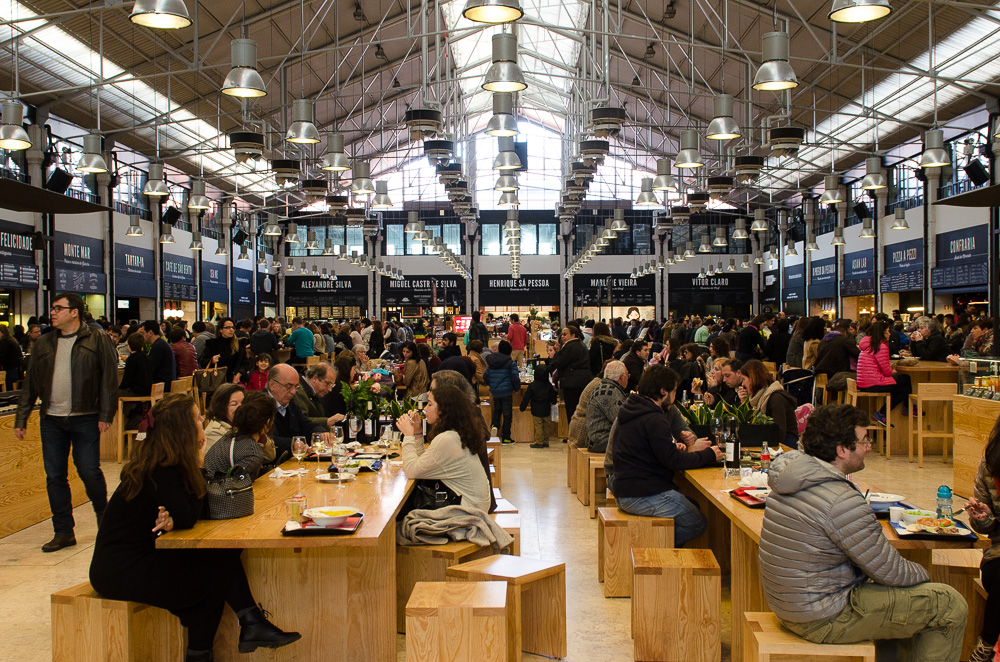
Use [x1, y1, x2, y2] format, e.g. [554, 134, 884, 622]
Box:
[51, 582, 185, 662]
[447, 554, 567, 662]
[491, 512, 521, 556]
[396, 540, 495, 633]
[931, 548, 986, 660]
[846, 378, 890, 458]
[405, 581, 509, 662]
[908, 383, 957, 467]
[487, 439, 502, 489]
[494, 497, 518, 514]
[589, 457, 608, 519]
[597, 507, 675, 597]
[632, 548, 720, 662]
[744, 612, 875, 661]
[576, 448, 604, 507]
[568, 442, 578, 493]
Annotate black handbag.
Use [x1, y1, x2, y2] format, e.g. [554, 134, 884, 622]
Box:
[396, 479, 462, 520]
[204, 438, 254, 520]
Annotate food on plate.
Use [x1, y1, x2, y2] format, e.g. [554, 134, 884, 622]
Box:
[916, 517, 954, 528]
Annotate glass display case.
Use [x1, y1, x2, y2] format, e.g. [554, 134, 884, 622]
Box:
[957, 357, 1000, 394]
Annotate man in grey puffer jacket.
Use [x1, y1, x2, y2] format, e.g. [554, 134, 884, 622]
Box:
[759, 404, 967, 661]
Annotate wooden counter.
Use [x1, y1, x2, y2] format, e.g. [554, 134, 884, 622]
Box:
[0, 410, 88, 539]
[953, 394, 1000, 494]
[158, 460, 413, 661]
[480, 386, 568, 443]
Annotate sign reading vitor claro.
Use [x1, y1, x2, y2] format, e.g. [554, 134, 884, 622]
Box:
[932, 225, 988, 292]
[55, 231, 106, 294]
[478, 274, 559, 307]
[573, 275, 656, 306]
[381, 276, 466, 308]
[0, 219, 40, 290]
[114, 244, 155, 298]
[668, 273, 752, 306]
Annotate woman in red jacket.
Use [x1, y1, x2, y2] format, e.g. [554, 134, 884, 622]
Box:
[857, 320, 911, 426]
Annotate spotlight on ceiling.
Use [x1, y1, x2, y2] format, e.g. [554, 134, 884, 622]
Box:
[752, 32, 798, 91]
[483, 33, 527, 92]
[0, 101, 31, 150]
[828, 0, 891, 24]
[462, 0, 524, 24]
[222, 39, 267, 98]
[129, 0, 192, 29]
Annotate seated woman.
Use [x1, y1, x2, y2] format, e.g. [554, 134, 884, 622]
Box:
[89, 393, 300, 662]
[676, 343, 707, 397]
[858, 319, 912, 426]
[964, 418, 1000, 662]
[322, 353, 357, 423]
[119, 332, 153, 428]
[395, 341, 429, 399]
[396, 383, 491, 512]
[203, 391, 277, 481]
[739, 359, 800, 446]
[693, 357, 725, 400]
[202, 384, 245, 453]
[948, 319, 994, 365]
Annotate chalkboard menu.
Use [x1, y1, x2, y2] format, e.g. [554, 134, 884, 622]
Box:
[163, 254, 197, 301]
[761, 270, 779, 305]
[932, 225, 988, 292]
[841, 277, 875, 297]
[55, 231, 106, 294]
[667, 273, 752, 306]
[114, 244, 156, 298]
[0, 219, 39, 290]
[201, 261, 228, 304]
[478, 274, 559, 306]
[809, 257, 837, 300]
[256, 270, 276, 309]
[880, 270, 923, 293]
[382, 276, 466, 308]
[285, 275, 368, 308]
[783, 264, 804, 302]
[574, 274, 656, 306]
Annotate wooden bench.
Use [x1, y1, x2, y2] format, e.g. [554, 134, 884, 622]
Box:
[575, 448, 604, 507]
[931, 548, 986, 661]
[744, 612, 876, 661]
[405, 581, 508, 662]
[492, 512, 521, 556]
[487, 439, 502, 489]
[632, 548, 720, 662]
[597, 507, 675, 597]
[567, 442, 578, 493]
[51, 582, 185, 662]
[588, 457, 608, 519]
[396, 540, 495, 633]
[447, 555, 566, 662]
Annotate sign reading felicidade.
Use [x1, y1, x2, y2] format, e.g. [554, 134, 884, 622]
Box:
[0, 219, 39, 290]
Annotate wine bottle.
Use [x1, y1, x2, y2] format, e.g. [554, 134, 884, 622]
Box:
[723, 433, 741, 478]
[365, 400, 374, 438]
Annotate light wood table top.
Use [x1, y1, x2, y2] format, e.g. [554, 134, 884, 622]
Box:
[158, 460, 413, 549]
[896, 360, 960, 374]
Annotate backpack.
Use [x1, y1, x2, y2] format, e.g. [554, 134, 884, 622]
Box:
[469, 322, 490, 347]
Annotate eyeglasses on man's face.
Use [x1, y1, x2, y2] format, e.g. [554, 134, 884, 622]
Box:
[51, 304, 71, 313]
[271, 380, 298, 392]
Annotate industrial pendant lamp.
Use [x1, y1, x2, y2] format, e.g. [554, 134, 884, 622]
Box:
[713, 228, 728, 247]
[828, 0, 891, 23]
[77, 134, 108, 173]
[683, 242, 696, 259]
[286, 99, 321, 144]
[726, 259, 736, 272]
[143, 163, 169, 196]
[859, 218, 876, 238]
[351, 161, 376, 194]
[486, 92, 519, 137]
[237, 246, 250, 261]
[752, 32, 798, 91]
[675, 129, 704, 169]
[337, 243, 350, 260]
[126, 215, 144, 237]
[498, 190, 520, 207]
[463, 0, 524, 24]
[322, 238, 336, 256]
[187, 180, 210, 209]
[321, 133, 351, 171]
[740, 255, 751, 269]
[832, 226, 846, 246]
[698, 234, 712, 253]
[652, 158, 677, 191]
[493, 136, 522, 170]
[257, 252, 267, 266]
[806, 233, 819, 251]
[285, 223, 301, 244]
[665, 250, 675, 265]
[495, 174, 519, 191]
[482, 33, 527, 92]
[222, 39, 267, 98]
[0, 101, 31, 150]
[405, 212, 422, 234]
[611, 209, 628, 233]
[635, 178, 659, 206]
[891, 208, 909, 230]
[286, 259, 297, 273]
[129, 0, 191, 29]
[263, 219, 282, 235]
[371, 180, 393, 208]
[304, 231, 320, 251]
[215, 243, 228, 256]
[189, 231, 203, 251]
[159, 225, 175, 244]
[750, 209, 768, 232]
[733, 218, 749, 239]
[754, 251, 764, 265]
[919, 129, 950, 168]
[705, 94, 741, 140]
[819, 175, 843, 205]
[861, 157, 887, 190]
[785, 239, 797, 256]
[994, 117, 1000, 141]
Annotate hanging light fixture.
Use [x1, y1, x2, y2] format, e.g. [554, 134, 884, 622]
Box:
[237, 245, 250, 261]
[919, 129, 950, 168]
[726, 259, 736, 272]
[698, 234, 712, 252]
[705, 94, 741, 140]
[286, 259, 297, 273]
[611, 209, 628, 233]
[860, 156, 887, 190]
[222, 39, 267, 98]
[828, 0, 891, 24]
[286, 99, 321, 144]
[754, 251, 764, 265]
[189, 231, 203, 251]
[493, 136, 522, 170]
[77, 133, 108, 173]
[159, 224, 175, 244]
[994, 116, 1000, 141]
[891, 208, 909, 230]
[819, 175, 843, 205]
[215, 243, 228, 256]
[806, 232, 819, 251]
[832, 226, 846, 245]
[129, 0, 191, 29]
[263, 219, 282, 236]
[405, 211, 421, 234]
[285, 223, 301, 244]
[257, 252, 267, 266]
[372, 180, 393, 208]
[337, 244, 350, 260]
[463, 0, 523, 23]
[733, 218, 749, 239]
[682, 241, 696, 259]
[498, 191, 520, 207]
[351, 161, 376, 194]
[713, 228, 728, 247]
[143, 162, 169, 196]
[304, 230, 320, 251]
[652, 158, 678, 191]
[675, 129, 704, 169]
[665, 250, 675, 265]
[321, 133, 351, 171]
[187, 179, 210, 209]
[785, 239, 797, 256]
[482, 33, 527, 92]
[740, 255, 751, 269]
[859, 218, 876, 238]
[486, 92, 519, 137]
[495, 174, 519, 191]
[0, 101, 31, 150]
[322, 238, 336, 256]
[752, 32, 798, 91]
[697, 266, 707, 278]
[750, 209, 768, 232]
[126, 214, 143, 237]
[635, 178, 659, 206]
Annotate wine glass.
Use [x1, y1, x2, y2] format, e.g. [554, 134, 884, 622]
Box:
[312, 433, 327, 473]
[710, 416, 724, 445]
[334, 426, 345, 447]
[349, 415, 362, 441]
[331, 443, 348, 489]
[291, 437, 308, 475]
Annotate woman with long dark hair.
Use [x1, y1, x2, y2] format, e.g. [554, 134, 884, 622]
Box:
[368, 319, 386, 356]
[202, 390, 277, 481]
[589, 321, 618, 377]
[89, 394, 299, 662]
[857, 319, 912, 427]
[395, 341, 429, 398]
[396, 383, 490, 512]
[201, 317, 248, 382]
[964, 419, 1000, 662]
[548, 324, 591, 421]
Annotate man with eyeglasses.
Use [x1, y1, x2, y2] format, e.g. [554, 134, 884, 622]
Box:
[14, 293, 119, 553]
[266, 363, 328, 456]
[292, 362, 345, 430]
[759, 404, 967, 660]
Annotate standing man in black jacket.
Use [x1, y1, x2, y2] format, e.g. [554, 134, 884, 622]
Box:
[141, 320, 176, 389]
[15, 293, 119, 552]
[250, 318, 280, 357]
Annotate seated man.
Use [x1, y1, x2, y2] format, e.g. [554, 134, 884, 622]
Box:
[702, 358, 742, 407]
[813, 318, 861, 380]
[293, 362, 345, 430]
[611, 365, 722, 545]
[266, 363, 328, 456]
[586, 360, 629, 454]
[759, 404, 967, 660]
[621, 340, 648, 392]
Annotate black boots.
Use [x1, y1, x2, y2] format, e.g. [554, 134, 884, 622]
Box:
[41, 534, 76, 553]
[237, 606, 301, 654]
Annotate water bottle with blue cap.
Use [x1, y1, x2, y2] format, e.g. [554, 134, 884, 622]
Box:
[936, 485, 954, 520]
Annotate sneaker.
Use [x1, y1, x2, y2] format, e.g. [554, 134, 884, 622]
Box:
[41, 534, 77, 553]
[871, 411, 886, 427]
[501, 438, 515, 445]
[968, 638, 995, 662]
[530, 442, 549, 448]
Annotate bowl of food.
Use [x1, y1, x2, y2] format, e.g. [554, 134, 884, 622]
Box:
[901, 509, 936, 525]
[303, 506, 358, 526]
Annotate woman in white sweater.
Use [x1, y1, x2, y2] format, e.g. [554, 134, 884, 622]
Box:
[396, 384, 491, 512]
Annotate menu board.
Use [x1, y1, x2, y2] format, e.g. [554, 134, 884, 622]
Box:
[809, 257, 837, 299]
[163, 254, 197, 301]
[0, 219, 39, 290]
[114, 244, 156, 298]
[55, 231, 106, 294]
[382, 276, 466, 308]
[478, 274, 560, 306]
[667, 273, 752, 306]
[841, 277, 875, 297]
[932, 225, 988, 291]
[783, 264, 804, 302]
[760, 270, 779, 305]
[574, 274, 656, 306]
[0, 262, 39, 290]
[880, 270, 923, 293]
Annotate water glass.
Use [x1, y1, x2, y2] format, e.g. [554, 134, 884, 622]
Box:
[291, 437, 308, 474]
[312, 433, 327, 473]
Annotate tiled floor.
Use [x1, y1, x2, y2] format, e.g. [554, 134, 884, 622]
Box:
[2, 445, 959, 661]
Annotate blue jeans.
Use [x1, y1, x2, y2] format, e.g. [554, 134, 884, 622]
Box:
[491, 395, 513, 440]
[617, 489, 707, 546]
[40, 414, 108, 535]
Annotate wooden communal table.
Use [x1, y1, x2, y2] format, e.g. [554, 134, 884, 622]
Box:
[158, 459, 413, 661]
[675, 465, 985, 662]
[953, 394, 1000, 494]
[891, 360, 961, 458]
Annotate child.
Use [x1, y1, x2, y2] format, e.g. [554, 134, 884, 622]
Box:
[519, 363, 558, 449]
[246, 353, 272, 391]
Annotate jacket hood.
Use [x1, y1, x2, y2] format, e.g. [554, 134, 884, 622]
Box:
[822, 330, 843, 342]
[858, 336, 872, 352]
[594, 334, 617, 345]
[486, 352, 513, 370]
[616, 393, 663, 425]
[767, 450, 847, 495]
[533, 363, 550, 380]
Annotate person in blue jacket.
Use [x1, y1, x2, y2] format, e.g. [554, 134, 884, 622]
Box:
[484, 340, 521, 445]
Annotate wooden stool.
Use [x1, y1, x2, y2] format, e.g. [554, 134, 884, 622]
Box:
[576, 448, 603, 507]
[846, 378, 891, 457]
[632, 548, 720, 662]
[588, 458, 607, 519]
[487, 439, 502, 488]
[494, 497, 518, 514]
[814, 372, 829, 405]
[396, 540, 494, 633]
[606, 488, 616, 507]
[51, 582, 185, 662]
[568, 442, 578, 493]
[447, 555, 567, 662]
[115, 382, 166, 462]
[744, 612, 875, 661]
[492, 512, 521, 555]
[597, 507, 675, 597]
[931, 548, 986, 660]
[405, 581, 508, 662]
[908, 383, 956, 467]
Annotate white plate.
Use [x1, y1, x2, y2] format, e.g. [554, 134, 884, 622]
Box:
[868, 492, 905, 503]
[315, 473, 356, 483]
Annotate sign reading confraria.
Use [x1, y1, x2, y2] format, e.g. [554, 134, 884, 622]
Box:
[381, 276, 466, 308]
[932, 225, 988, 291]
[478, 274, 559, 306]
[574, 274, 656, 306]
